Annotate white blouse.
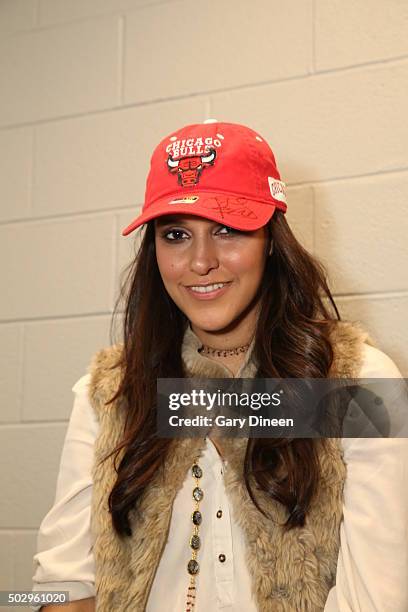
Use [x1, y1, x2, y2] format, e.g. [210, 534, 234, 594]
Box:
[31, 343, 408, 611]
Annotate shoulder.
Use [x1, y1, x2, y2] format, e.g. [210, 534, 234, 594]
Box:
[328, 320, 404, 379]
[328, 320, 376, 378]
[359, 343, 403, 378]
[329, 319, 373, 346]
[67, 373, 100, 442]
[87, 342, 124, 377]
[86, 343, 125, 412]
[72, 372, 91, 394]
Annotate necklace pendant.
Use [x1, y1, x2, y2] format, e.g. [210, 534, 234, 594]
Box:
[192, 464, 203, 478]
[192, 486, 204, 502]
[187, 559, 199, 575]
[190, 534, 201, 550]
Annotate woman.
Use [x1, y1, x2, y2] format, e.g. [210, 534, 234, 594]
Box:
[32, 120, 407, 611]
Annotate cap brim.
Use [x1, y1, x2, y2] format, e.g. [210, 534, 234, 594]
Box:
[121, 192, 278, 236]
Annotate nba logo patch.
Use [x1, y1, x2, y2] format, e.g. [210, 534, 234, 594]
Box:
[268, 177, 286, 203]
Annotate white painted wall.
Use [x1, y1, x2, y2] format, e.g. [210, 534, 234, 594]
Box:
[0, 0, 407, 605]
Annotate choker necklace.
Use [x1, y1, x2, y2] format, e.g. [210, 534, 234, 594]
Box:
[199, 342, 251, 358]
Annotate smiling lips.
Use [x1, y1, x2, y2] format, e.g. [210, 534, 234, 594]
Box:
[185, 281, 232, 299]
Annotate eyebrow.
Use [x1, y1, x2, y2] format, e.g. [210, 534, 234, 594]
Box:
[155, 215, 219, 227]
[155, 215, 183, 226]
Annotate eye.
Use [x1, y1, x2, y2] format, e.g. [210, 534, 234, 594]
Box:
[161, 228, 189, 241]
[217, 225, 237, 235]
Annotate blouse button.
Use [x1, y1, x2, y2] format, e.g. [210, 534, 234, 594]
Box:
[218, 553, 226, 562]
[216, 510, 222, 518]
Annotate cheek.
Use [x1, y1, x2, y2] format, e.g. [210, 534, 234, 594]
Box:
[225, 244, 266, 277]
[156, 248, 186, 288]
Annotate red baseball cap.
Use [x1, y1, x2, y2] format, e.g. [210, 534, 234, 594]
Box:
[121, 119, 287, 236]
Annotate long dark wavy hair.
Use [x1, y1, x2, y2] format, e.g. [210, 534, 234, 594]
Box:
[102, 210, 341, 538]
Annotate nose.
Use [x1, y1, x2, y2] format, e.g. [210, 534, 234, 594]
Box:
[188, 235, 220, 275]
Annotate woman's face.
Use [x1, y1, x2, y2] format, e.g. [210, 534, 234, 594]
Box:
[154, 214, 270, 336]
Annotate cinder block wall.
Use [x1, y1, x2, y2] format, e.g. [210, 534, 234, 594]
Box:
[0, 0, 407, 605]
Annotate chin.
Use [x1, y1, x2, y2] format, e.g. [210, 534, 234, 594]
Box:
[187, 312, 237, 334]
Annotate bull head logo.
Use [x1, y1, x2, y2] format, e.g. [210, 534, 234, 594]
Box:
[167, 148, 216, 187]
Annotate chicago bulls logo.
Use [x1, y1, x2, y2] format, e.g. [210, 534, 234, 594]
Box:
[167, 148, 216, 187]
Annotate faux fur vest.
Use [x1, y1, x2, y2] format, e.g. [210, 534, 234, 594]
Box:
[87, 321, 375, 611]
